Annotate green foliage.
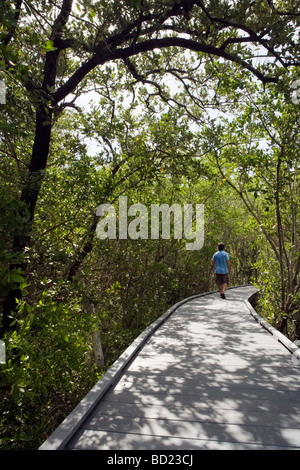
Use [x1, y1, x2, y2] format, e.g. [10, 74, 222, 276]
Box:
[0, 192, 30, 300]
[0, 285, 99, 449]
[0, 0, 299, 451]
[252, 254, 283, 324]
[199, 68, 300, 335]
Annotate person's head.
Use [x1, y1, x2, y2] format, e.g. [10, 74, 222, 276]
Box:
[218, 242, 225, 251]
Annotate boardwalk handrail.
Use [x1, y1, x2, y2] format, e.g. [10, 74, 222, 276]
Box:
[246, 299, 300, 364]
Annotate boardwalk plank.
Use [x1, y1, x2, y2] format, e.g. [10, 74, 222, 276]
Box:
[86, 401, 300, 428]
[66, 428, 298, 450]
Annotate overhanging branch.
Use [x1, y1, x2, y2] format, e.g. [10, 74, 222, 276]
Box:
[53, 36, 278, 104]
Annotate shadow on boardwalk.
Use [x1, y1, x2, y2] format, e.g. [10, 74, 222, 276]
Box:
[41, 286, 300, 450]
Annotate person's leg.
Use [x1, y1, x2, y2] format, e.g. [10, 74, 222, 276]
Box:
[219, 283, 226, 297]
[219, 275, 228, 298]
[219, 283, 223, 296]
[216, 274, 228, 298]
[221, 274, 229, 297]
[216, 274, 223, 296]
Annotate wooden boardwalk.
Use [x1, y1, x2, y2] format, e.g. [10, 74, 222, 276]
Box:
[40, 286, 300, 450]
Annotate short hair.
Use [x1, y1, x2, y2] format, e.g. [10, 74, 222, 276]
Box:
[218, 242, 225, 251]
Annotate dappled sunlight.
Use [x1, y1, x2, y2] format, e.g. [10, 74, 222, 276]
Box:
[64, 287, 300, 450]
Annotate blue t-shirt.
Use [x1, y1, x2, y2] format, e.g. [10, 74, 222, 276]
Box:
[213, 250, 230, 274]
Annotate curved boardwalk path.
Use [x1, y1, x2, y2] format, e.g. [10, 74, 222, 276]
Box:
[40, 286, 300, 451]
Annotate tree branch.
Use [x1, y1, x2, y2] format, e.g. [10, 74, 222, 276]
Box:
[53, 36, 278, 105]
[3, 0, 23, 47]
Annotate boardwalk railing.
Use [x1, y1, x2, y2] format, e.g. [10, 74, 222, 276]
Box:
[247, 302, 300, 364]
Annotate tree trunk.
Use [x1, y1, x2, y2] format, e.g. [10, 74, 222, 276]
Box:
[1, 108, 52, 335]
[294, 310, 300, 341]
[0, 0, 66, 333]
[85, 302, 104, 371]
[278, 315, 287, 334]
[92, 323, 105, 372]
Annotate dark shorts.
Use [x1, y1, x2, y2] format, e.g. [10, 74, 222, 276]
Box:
[215, 273, 229, 286]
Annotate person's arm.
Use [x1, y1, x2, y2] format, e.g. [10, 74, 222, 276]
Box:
[227, 259, 231, 273]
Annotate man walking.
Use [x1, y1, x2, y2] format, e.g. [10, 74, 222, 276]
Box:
[212, 243, 231, 299]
